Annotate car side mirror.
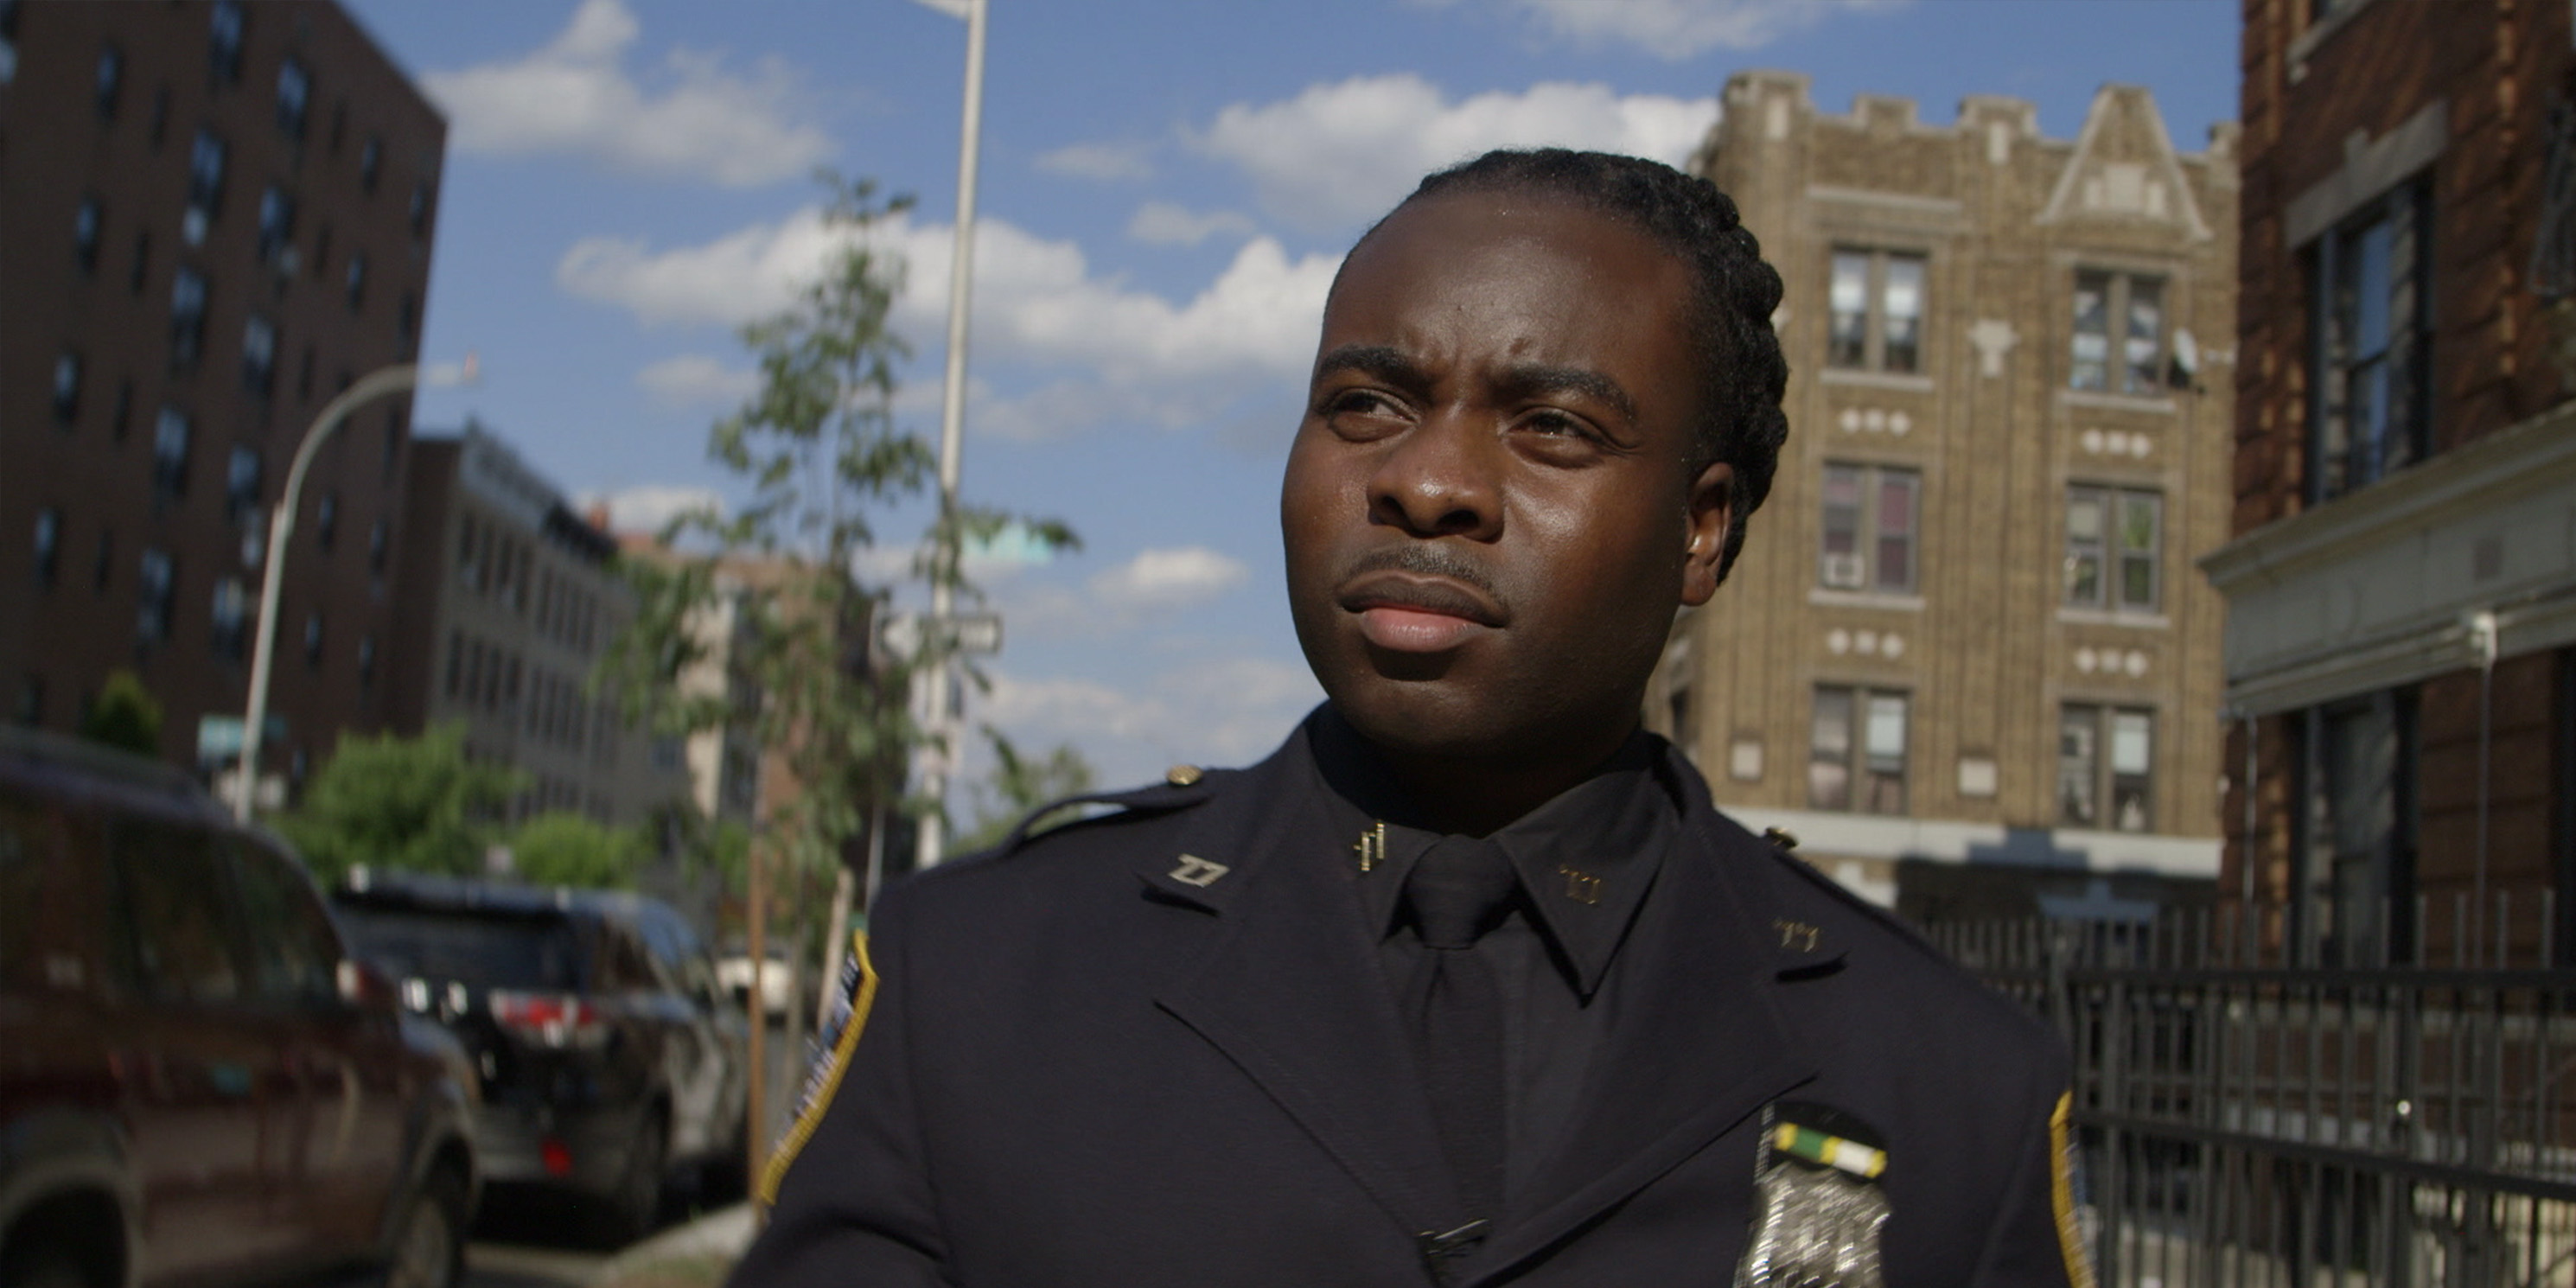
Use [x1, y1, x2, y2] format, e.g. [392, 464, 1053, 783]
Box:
[336, 958, 398, 1011]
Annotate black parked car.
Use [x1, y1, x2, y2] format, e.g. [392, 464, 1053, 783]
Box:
[329, 873, 751, 1242]
[0, 725, 479, 1288]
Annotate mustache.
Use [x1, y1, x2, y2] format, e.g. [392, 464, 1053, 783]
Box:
[1336, 543, 1504, 601]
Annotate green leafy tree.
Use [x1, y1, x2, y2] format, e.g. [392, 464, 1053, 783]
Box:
[80, 670, 163, 757]
[959, 727, 1097, 852]
[277, 724, 522, 883]
[601, 171, 1074, 915]
[507, 812, 649, 889]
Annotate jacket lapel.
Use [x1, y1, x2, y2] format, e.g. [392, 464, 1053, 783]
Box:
[1147, 740, 1463, 1242]
[1467, 751, 1820, 1281]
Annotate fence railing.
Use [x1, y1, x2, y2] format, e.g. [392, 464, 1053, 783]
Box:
[1922, 901, 2576, 1287]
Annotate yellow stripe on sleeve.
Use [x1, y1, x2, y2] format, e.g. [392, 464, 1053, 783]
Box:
[756, 928, 880, 1207]
[2049, 1092, 2098, 1288]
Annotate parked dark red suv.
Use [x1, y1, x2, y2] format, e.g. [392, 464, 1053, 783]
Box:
[0, 726, 480, 1288]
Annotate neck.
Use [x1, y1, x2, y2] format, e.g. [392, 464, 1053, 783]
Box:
[1373, 722, 1642, 838]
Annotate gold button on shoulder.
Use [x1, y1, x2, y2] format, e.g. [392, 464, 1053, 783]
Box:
[1762, 826, 1799, 851]
[1164, 764, 1204, 787]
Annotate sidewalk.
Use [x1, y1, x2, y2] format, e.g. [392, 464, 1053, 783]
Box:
[591, 1203, 758, 1288]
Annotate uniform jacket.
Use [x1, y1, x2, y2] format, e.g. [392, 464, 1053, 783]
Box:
[738, 719, 2090, 1287]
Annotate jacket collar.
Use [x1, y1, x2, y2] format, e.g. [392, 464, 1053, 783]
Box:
[1145, 714, 1827, 1278]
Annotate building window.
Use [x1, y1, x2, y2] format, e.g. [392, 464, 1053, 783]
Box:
[1810, 685, 1908, 813]
[170, 267, 207, 367]
[225, 446, 262, 524]
[2070, 270, 2166, 394]
[316, 493, 337, 551]
[2301, 691, 2419, 965]
[276, 57, 309, 140]
[410, 181, 435, 239]
[256, 186, 295, 266]
[444, 632, 464, 699]
[32, 508, 61, 589]
[52, 352, 81, 425]
[242, 316, 277, 397]
[360, 135, 382, 192]
[95, 43, 121, 118]
[74, 197, 102, 275]
[152, 407, 192, 499]
[137, 549, 176, 644]
[1818, 462, 1919, 594]
[1827, 248, 1926, 373]
[211, 577, 247, 660]
[2313, 179, 2433, 504]
[368, 519, 389, 573]
[344, 251, 366, 309]
[397, 291, 419, 357]
[357, 634, 376, 686]
[0, 0, 16, 85]
[2064, 486, 2161, 613]
[184, 131, 226, 246]
[2060, 705, 2155, 832]
[208, 2, 245, 81]
[303, 614, 324, 667]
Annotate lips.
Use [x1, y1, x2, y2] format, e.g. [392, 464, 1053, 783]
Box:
[1338, 569, 1506, 654]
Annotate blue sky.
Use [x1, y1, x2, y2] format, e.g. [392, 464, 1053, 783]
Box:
[339, 0, 2239, 809]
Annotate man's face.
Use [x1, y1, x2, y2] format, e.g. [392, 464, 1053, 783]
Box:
[1281, 190, 1735, 768]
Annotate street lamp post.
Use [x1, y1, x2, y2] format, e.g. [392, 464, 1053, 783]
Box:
[915, 0, 988, 871]
[231, 357, 476, 821]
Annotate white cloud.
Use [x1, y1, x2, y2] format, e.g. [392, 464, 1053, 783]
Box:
[1195, 74, 1719, 231]
[1126, 201, 1259, 246]
[579, 483, 724, 534]
[558, 208, 1338, 396]
[1495, 0, 1903, 59]
[420, 0, 832, 187]
[1089, 547, 1248, 612]
[637, 354, 758, 408]
[1035, 140, 1155, 181]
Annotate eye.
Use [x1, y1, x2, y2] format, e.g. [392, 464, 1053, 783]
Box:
[1516, 407, 1602, 442]
[1319, 387, 1411, 437]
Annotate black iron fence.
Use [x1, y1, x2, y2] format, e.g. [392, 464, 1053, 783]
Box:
[1923, 898, 2576, 1287]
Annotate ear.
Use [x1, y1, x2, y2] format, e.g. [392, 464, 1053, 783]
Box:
[1680, 460, 1734, 608]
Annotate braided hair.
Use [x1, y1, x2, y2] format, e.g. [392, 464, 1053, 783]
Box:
[1351, 148, 1792, 586]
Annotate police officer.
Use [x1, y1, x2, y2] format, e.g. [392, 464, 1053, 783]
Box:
[736, 149, 2093, 1288]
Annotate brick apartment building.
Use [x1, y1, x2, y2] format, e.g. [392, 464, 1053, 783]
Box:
[385, 425, 693, 830]
[0, 0, 443, 789]
[2213, 0, 2576, 965]
[1648, 73, 2237, 917]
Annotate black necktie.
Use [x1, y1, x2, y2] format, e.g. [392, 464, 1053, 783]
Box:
[1401, 836, 1519, 1223]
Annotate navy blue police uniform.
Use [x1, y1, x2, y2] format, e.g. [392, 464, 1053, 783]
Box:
[736, 708, 2092, 1287]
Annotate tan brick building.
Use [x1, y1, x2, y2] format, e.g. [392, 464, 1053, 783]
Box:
[1, 0, 443, 785]
[2212, 0, 2576, 966]
[1648, 73, 2236, 917]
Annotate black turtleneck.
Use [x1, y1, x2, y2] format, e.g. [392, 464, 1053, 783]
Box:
[1302, 706, 1681, 1213]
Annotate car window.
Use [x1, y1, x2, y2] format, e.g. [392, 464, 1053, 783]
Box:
[0, 788, 59, 991]
[227, 839, 343, 1007]
[111, 819, 247, 1004]
[335, 904, 583, 991]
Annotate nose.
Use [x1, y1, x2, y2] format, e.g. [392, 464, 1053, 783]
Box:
[1366, 410, 1502, 540]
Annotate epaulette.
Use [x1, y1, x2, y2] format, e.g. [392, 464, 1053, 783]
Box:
[991, 763, 1221, 856]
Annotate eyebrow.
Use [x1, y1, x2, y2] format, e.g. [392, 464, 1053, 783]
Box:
[1310, 346, 1640, 426]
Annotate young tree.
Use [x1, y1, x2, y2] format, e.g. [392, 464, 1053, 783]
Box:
[599, 173, 1073, 1174]
[276, 723, 521, 883]
[80, 670, 163, 758]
